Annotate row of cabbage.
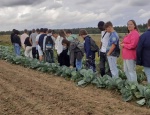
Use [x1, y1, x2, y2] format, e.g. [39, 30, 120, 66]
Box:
[0, 45, 150, 107]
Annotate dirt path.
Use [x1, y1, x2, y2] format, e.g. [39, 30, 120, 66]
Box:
[0, 60, 150, 115]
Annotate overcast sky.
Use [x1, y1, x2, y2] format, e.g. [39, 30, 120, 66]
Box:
[0, 0, 149, 31]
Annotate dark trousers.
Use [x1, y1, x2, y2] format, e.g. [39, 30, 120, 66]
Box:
[86, 56, 96, 72]
[32, 47, 39, 59]
[45, 50, 54, 63]
[100, 52, 111, 76]
[58, 49, 70, 67]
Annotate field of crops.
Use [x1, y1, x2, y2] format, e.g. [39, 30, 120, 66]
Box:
[0, 34, 149, 115]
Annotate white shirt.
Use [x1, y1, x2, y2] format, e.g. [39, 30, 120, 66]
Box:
[55, 36, 63, 55]
[20, 33, 29, 44]
[100, 31, 110, 53]
[36, 34, 41, 50]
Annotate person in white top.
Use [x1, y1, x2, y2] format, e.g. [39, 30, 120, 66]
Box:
[20, 29, 28, 50]
[98, 21, 111, 76]
[52, 30, 63, 65]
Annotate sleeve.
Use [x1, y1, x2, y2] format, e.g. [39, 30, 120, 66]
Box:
[18, 36, 21, 46]
[123, 33, 139, 49]
[85, 37, 91, 58]
[111, 36, 118, 45]
[43, 36, 47, 51]
[69, 49, 75, 66]
[136, 35, 144, 65]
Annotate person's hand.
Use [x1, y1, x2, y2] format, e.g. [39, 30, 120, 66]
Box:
[70, 66, 73, 68]
[107, 52, 110, 56]
[120, 43, 124, 47]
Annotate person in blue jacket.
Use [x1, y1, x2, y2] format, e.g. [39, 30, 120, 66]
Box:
[79, 29, 96, 72]
[136, 19, 150, 83]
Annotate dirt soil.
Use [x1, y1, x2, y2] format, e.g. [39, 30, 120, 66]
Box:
[0, 60, 150, 115]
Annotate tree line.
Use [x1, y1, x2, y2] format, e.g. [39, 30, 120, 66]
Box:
[0, 23, 147, 35]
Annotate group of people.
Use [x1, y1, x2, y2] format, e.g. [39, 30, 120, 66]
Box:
[10, 18, 150, 83]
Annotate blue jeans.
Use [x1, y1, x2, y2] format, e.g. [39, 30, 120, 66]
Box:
[76, 59, 82, 71]
[14, 43, 21, 56]
[144, 67, 150, 83]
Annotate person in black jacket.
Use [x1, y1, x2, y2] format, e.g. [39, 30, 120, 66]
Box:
[13, 30, 21, 56]
[10, 29, 16, 53]
[136, 19, 150, 83]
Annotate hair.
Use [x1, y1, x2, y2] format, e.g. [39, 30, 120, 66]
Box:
[52, 30, 58, 34]
[79, 29, 88, 36]
[29, 31, 32, 36]
[147, 19, 150, 27]
[14, 30, 20, 35]
[62, 39, 70, 47]
[59, 30, 66, 39]
[24, 29, 28, 33]
[36, 28, 40, 33]
[98, 21, 105, 31]
[12, 29, 16, 32]
[66, 29, 72, 34]
[127, 20, 139, 33]
[48, 29, 52, 33]
[43, 28, 48, 33]
[32, 29, 35, 33]
[104, 21, 113, 29]
[40, 28, 44, 32]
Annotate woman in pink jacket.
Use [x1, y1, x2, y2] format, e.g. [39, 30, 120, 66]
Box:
[120, 20, 140, 82]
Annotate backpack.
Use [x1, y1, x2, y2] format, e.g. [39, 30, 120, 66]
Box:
[70, 39, 84, 54]
[45, 36, 54, 50]
[89, 37, 99, 52]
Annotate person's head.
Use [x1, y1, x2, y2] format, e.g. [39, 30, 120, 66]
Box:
[127, 20, 139, 33]
[12, 29, 16, 33]
[32, 29, 35, 33]
[79, 29, 88, 38]
[62, 39, 70, 49]
[104, 21, 114, 33]
[66, 29, 72, 37]
[24, 29, 28, 33]
[14, 30, 20, 35]
[147, 19, 150, 28]
[43, 28, 48, 34]
[48, 29, 52, 34]
[98, 21, 105, 31]
[59, 30, 66, 39]
[40, 28, 44, 33]
[29, 31, 32, 36]
[36, 28, 40, 34]
[52, 30, 58, 38]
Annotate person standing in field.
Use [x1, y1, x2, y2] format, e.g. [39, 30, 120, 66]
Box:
[35, 28, 40, 59]
[20, 29, 28, 50]
[43, 29, 55, 63]
[38, 28, 48, 61]
[24, 37, 32, 58]
[56, 30, 67, 66]
[98, 21, 111, 77]
[29, 29, 38, 58]
[10, 29, 16, 52]
[120, 20, 140, 82]
[13, 30, 21, 56]
[136, 19, 150, 83]
[61, 39, 70, 67]
[104, 21, 120, 78]
[79, 29, 96, 72]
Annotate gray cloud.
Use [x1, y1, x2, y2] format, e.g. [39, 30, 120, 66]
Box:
[0, 0, 44, 7]
[0, 0, 150, 31]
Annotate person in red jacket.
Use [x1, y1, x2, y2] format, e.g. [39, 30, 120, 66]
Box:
[120, 20, 140, 82]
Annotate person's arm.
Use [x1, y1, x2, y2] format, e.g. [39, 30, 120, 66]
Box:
[29, 34, 32, 45]
[123, 33, 139, 49]
[18, 36, 21, 47]
[43, 36, 47, 52]
[107, 44, 116, 56]
[99, 42, 102, 49]
[136, 35, 144, 65]
[84, 37, 91, 58]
